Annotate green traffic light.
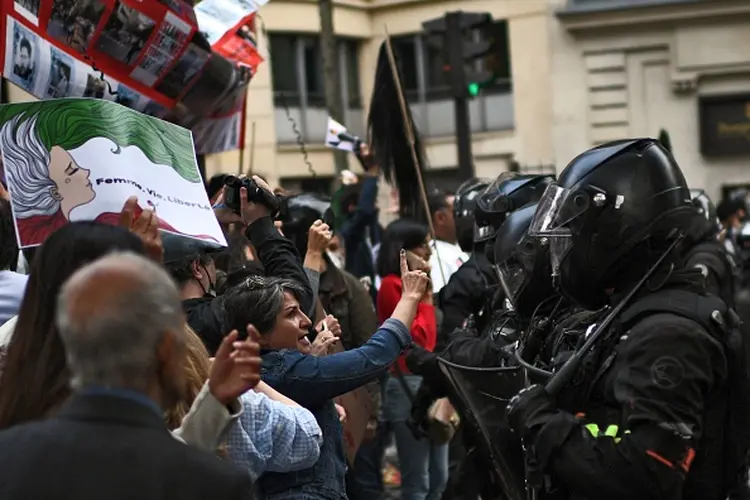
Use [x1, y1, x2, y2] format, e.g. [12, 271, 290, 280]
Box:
[468, 82, 480, 96]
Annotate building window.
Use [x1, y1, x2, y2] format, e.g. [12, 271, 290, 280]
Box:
[269, 33, 364, 144]
[387, 20, 514, 137]
[341, 39, 362, 108]
[269, 34, 362, 108]
[390, 36, 420, 99]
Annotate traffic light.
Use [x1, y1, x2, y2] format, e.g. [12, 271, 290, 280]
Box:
[423, 11, 496, 99]
[422, 11, 496, 180]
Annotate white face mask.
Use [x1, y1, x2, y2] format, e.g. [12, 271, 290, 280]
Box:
[326, 249, 345, 269]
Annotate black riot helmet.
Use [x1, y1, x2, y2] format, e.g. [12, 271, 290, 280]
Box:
[454, 177, 491, 252]
[687, 189, 721, 242]
[277, 193, 335, 258]
[528, 138, 694, 310]
[690, 189, 719, 225]
[475, 172, 555, 239]
[493, 203, 556, 319]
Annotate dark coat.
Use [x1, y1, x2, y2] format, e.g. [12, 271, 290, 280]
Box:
[0, 393, 254, 500]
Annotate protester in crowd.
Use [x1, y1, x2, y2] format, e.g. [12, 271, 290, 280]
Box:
[718, 196, 746, 258]
[376, 218, 448, 500]
[281, 194, 385, 498]
[228, 332, 324, 481]
[222, 249, 429, 499]
[0, 252, 256, 500]
[164, 235, 226, 354]
[0, 218, 260, 456]
[0, 198, 27, 327]
[335, 146, 381, 301]
[177, 176, 314, 355]
[425, 189, 468, 294]
[166, 325, 215, 430]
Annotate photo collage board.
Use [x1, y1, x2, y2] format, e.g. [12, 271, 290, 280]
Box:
[0, 0, 263, 154]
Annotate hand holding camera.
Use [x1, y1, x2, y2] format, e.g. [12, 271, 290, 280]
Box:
[223, 175, 280, 227]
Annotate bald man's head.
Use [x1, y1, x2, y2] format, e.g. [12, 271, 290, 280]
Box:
[56, 252, 187, 403]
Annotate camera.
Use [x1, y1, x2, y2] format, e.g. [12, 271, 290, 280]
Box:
[223, 175, 281, 217]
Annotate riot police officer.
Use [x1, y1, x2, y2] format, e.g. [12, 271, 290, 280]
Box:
[437, 177, 497, 344]
[409, 173, 557, 371]
[506, 138, 750, 500]
[685, 189, 738, 309]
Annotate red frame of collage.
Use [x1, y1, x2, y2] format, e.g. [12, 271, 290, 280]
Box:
[1, 0, 210, 108]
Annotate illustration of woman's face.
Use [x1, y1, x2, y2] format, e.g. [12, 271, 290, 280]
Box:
[47, 145, 95, 217]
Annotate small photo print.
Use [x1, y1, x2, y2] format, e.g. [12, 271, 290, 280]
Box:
[45, 48, 74, 98]
[83, 74, 107, 98]
[155, 42, 209, 99]
[114, 85, 144, 111]
[9, 22, 39, 93]
[48, 0, 107, 54]
[14, 0, 41, 25]
[95, 1, 156, 65]
[130, 12, 191, 87]
[158, 0, 184, 15]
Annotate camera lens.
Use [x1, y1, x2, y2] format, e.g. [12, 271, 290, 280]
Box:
[224, 175, 239, 187]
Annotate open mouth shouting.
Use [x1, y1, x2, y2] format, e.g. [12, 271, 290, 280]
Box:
[297, 331, 311, 351]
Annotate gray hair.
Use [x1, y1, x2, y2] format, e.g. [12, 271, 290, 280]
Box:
[56, 252, 185, 391]
[0, 115, 59, 218]
[223, 275, 307, 335]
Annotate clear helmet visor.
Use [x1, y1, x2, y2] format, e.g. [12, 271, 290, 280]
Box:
[528, 183, 590, 276]
[496, 261, 526, 308]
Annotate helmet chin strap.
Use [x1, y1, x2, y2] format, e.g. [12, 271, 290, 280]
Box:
[198, 264, 216, 297]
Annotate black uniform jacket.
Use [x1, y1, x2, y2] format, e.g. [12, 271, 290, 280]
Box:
[533, 280, 729, 500]
[437, 251, 499, 350]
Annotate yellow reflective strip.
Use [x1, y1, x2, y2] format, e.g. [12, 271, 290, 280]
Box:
[584, 423, 600, 437]
[614, 430, 631, 444]
[604, 425, 618, 438]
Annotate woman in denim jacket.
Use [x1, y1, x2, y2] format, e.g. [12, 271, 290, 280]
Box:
[223, 250, 429, 499]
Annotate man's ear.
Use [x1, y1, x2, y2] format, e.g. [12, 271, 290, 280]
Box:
[50, 187, 63, 201]
[190, 260, 203, 280]
[434, 209, 447, 225]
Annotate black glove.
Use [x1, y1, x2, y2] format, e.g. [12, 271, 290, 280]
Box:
[506, 384, 558, 441]
[405, 345, 442, 381]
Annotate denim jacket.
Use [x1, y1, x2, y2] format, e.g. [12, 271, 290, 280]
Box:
[258, 318, 411, 499]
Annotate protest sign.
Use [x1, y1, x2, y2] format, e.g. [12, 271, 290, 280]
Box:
[1, 0, 262, 154]
[325, 116, 360, 153]
[0, 98, 227, 248]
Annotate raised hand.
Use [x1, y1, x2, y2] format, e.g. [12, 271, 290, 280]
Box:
[316, 314, 341, 338]
[307, 220, 333, 255]
[400, 249, 430, 302]
[208, 325, 262, 405]
[309, 330, 339, 357]
[406, 250, 431, 273]
[240, 175, 274, 227]
[119, 196, 163, 263]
